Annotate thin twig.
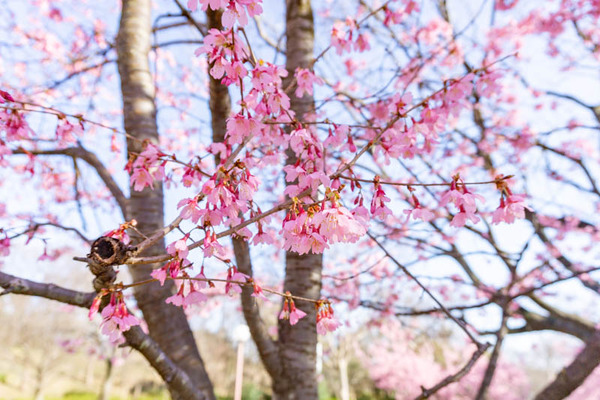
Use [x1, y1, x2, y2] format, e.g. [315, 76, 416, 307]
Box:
[367, 231, 485, 346]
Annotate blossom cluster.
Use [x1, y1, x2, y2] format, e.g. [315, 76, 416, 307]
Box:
[187, 0, 262, 28]
[89, 290, 140, 345]
[282, 201, 367, 255]
[126, 142, 166, 191]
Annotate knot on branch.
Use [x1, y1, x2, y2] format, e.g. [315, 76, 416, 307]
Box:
[87, 236, 128, 292]
[88, 236, 128, 266]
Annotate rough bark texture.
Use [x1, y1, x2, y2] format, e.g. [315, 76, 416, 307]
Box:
[116, 1, 214, 399]
[534, 331, 600, 400]
[276, 1, 322, 399]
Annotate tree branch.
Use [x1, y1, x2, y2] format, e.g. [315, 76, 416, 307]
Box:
[368, 232, 486, 347]
[0, 270, 95, 306]
[475, 306, 509, 400]
[0, 270, 203, 400]
[123, 327, 203, 400]
[525, 209, 600, 294]
[415, 343, 491, 400]
[232, 239, 281, 378]
[534, 331, 600, 400]
[172, 0, 207, 36]
[14, 146, 128, 217]
[511, 306, 595, 342]
[545, 90, 600, 124]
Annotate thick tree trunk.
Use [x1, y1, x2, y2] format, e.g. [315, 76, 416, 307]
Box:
[116, 1, 215, 399]
[275, 1, 322, 399]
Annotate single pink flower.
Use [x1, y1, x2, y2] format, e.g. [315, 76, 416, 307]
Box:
[225, 266, 249, 295]
[88, 291, 106, 320]
[250, 279, 269, 301]
[279, 296, 306, 325]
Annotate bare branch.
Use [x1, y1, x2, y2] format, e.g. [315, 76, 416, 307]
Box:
[0, 270, 95, 306]
[525, 209, 600, 294]
[14, 146, 128, 218]
[13, 221, 91, 244]
[43, 58, 115, 92]
[415, 343, 491, 400]
[368, 232, 486, 347]
[545, 90, 600, 123]
[0, 271, 204, 400]
[536, 141, 600, 196]
[512, 306, 595, 342]
[172, 0, 207, 36]
[534, 331, 600, 400]
[252, 16, 284, 53]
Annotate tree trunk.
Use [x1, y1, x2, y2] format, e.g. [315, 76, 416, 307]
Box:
[116, 1, 215, 399]
[274, 1, 322, 399]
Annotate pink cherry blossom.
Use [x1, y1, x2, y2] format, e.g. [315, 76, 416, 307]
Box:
[316, 300, 341, 335]
[250, 279, 269, 301]
[294, 68, 324, 98]
[166, 289, 185, 307]
[184, 287, 208, 306]
[0, 89, 14, 103]
[55, 119, 82, 144]
[313, 206, 366, 244]
[0, 235, 10, 257]
[97, 293, 140, 344]
[370, 182, 393, 220]
[492, 193, 528, 224]
[279, 296, 306, 326]
[225, 266, 249, 295]
[151, 267, 168, 286]
[178, 197, 202, 224]
[203, 231, 227, 258]
[166, 235, 190, 260]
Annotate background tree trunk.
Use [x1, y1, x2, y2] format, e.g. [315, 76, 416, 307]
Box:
[274, 1, 322, 399]
[116, 0, 215, 398]
[97, 357, 113, 400]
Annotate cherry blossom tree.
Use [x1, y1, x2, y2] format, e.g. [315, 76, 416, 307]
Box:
[1, 0, 600, 399]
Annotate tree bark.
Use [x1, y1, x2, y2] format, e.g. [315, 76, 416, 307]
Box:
[116, 1, 214, 399]
[534, 331, 600, 400]
[275, 1, 322, 399]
